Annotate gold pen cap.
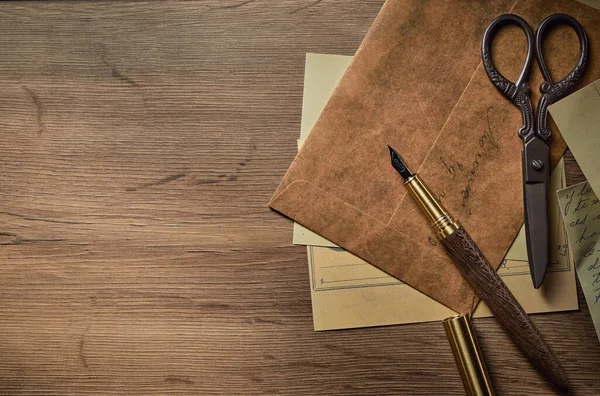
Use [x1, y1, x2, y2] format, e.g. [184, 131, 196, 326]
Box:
[443, 314, 495, 396]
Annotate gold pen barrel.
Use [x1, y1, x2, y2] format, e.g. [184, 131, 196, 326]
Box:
[404, 175, 460, 239]
[443, 314, 495, 396]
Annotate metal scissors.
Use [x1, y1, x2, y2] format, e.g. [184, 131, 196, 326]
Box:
[482, 14, 589, 288]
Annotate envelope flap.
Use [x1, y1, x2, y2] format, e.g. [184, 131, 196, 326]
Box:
[270, 178, 478, 314]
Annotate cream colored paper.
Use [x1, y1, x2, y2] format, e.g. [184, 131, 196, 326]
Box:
[557, 182, 600, 341]
[300, 54, 577, 330]
[299, 53, 350, 141]
[576, 0, 600, 10]
[549, 80, 600, 194]
[292, 54, 348, 248]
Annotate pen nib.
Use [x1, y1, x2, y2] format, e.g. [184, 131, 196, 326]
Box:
[388, 145, 413, 181]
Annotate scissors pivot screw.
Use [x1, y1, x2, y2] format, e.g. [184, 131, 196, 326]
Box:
[531, 159, 544, 171]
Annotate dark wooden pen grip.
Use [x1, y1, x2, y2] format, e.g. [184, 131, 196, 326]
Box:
[441, 227, 569, 391]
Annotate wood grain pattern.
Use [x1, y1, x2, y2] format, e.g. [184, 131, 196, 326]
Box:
[0, 1, 598, 395]
[441, 227, 568, 391]
[564, 149, 586, 186]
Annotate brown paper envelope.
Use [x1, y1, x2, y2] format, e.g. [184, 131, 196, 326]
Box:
[270, 0, 600, 314]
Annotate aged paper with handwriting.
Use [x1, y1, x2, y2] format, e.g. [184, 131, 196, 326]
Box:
[557, 182, 600, 341]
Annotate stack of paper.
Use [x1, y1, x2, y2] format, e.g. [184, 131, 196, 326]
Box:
[297, 54, 578, 331]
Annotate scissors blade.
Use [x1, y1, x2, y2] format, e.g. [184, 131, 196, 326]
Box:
[522, 138, 550, 289]
[524, 182, 549, 288]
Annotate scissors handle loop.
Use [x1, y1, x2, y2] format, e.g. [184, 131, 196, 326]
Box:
[482, 14, 535, 140]
[535, 13, 589, 140]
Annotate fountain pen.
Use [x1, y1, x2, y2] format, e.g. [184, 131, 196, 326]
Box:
[387, 145, 568, 391]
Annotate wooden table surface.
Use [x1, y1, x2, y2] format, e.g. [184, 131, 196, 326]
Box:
[0, 1, 598, 394]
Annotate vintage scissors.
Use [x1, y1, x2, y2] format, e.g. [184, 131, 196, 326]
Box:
[482, 14, 589, 288]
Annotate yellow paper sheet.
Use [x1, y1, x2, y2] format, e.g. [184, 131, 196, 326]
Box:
[549, 80, 600, 194]
[557, 182, 600, 341]
[309, 158, 577, 330]
[576, 0, 600, 10]
[292, 54, 349, 247]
